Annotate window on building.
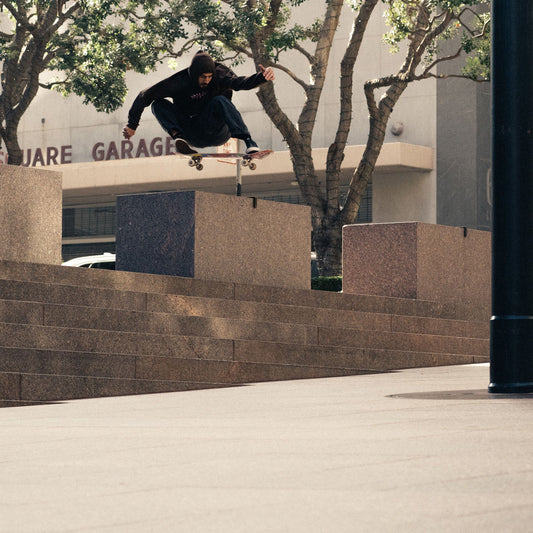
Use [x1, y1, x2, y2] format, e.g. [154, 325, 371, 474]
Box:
[62, 205, 116, 238]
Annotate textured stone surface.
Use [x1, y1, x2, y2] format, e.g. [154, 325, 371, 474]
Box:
[0, 347, 136, 379]
[343, 222, 491, 312]
[116, 191, 196, 277]
[193, 192, 311, 289]
[135, 356, 354, 384]
[0, 278, 147, 311]
[343, 223, 418, 299]
[18, 373, 223, 402]
[116, 191, 311, 289]
[41, 303, 319, 345]
[233, 340, 479, 370]
[0, 258, 490, 404]
[0, 166, 62, 264]
[0, 372, 20, 400]
[0, 258, 236, 299]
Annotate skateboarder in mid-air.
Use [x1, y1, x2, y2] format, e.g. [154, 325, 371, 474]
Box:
[122, 51, 275, 155]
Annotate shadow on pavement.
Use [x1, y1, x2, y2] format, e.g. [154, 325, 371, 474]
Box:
[388, 390, 533, 400]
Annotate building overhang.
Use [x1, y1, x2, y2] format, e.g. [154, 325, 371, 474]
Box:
[52, 142, 434, 206]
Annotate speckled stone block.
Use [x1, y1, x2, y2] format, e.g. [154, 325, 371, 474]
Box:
[116, 191, 196, 278]
[116, 191, 311, 289]
[342, 222, 491, 309]
[0, 166, 62, 264]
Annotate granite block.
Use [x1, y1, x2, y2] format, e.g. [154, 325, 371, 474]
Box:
[0, 347, 135, 379]
[317, 326, 489, 356]
[0, 278, 146, 311]
[343, 223, 418, 299]
[0, 166, 62, 264]
[18, 374, 221, 402]
[233, 340, 480, 371]
[193, 192, 310, 289]
[116, 191, 311, 289]
[136, 356, 353, 384]
[146, 293, 320, 326]
[0, 322, 233, 359]
[116, 191, 196, 277]
[42, 303, 318, 345]
[0, 371, 21, 400]
[342, 222, 491, 311]
[315, 308, 392, 331]
[391, 315, 489, 339]
[0, 258, 235, 299]
[0, 300, 44, 325]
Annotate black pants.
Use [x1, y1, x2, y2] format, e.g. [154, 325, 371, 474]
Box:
[151, 96, 251, 148]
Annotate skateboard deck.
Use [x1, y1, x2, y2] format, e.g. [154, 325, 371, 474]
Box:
[184, 149, 273, 171]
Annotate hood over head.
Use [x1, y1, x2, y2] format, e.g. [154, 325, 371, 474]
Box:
[189, 51, 216, 83]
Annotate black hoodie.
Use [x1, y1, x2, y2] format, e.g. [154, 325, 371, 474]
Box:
[127, 51, 267, 130]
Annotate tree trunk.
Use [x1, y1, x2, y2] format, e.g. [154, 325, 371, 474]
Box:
[2, 117, 24, 165]
[313, 215, 343, 277]
[342, 79, 408, 226]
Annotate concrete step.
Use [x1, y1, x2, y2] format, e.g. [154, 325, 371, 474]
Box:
[0, 337, 487, 383]
[232, 340, 488, 371]
[0, 287, 488, 341]
[0, 297, 489, 358]
[146, 293, 489, 339]
[0, 347, 136, 379]
[0, 344, 487, 402]
[0, 259, 490, 405]
[0, 371, 234, 402]
[0, 260, 235, 299]
[40, 303, 318, 345]
[0, 317, 488, 366]
[0, 259, 486, 321]
[0, 322, 234, 360]
[318, 325, 488, 357]
[0, 274, 460, 325]
[0, 329, 488, 404]
[0, 278, 147, 312]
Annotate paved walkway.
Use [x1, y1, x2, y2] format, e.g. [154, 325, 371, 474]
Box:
[1, 363, 533, 532]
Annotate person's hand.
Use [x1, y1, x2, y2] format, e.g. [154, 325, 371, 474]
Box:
[123, 126, 136, 140]
[258, 64, 275, 82]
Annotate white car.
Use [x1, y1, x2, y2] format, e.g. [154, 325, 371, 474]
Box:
[62, 252, 116, 270]
[63, 251, 317, 275]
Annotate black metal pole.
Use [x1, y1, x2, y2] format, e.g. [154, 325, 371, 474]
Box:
[489, 0, 533, 392]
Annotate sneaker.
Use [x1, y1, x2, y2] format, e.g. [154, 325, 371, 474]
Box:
[244, 138, 260, 154]
[175, 138, 197, 155]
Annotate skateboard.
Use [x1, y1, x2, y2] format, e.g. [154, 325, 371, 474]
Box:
[186, 149, 273, 171]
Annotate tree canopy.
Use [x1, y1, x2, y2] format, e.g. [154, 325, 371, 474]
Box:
[0, 0, 183, 164]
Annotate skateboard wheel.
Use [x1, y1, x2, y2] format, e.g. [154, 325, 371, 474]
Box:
[196, 164, 203, 171]
[249, 162, 257, 170]
[188, 159, 195, 167]
[242, 160, 249, 167]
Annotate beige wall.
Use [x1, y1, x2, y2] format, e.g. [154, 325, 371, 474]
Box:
[0, 167, 62, 264]
[373, 170, 437, 224]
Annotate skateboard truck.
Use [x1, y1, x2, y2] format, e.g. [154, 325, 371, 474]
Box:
[188, 154, 204, 171]
[241, 155, 257, 170]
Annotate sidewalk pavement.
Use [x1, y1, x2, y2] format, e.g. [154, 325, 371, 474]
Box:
[1, 363, 533, 533]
